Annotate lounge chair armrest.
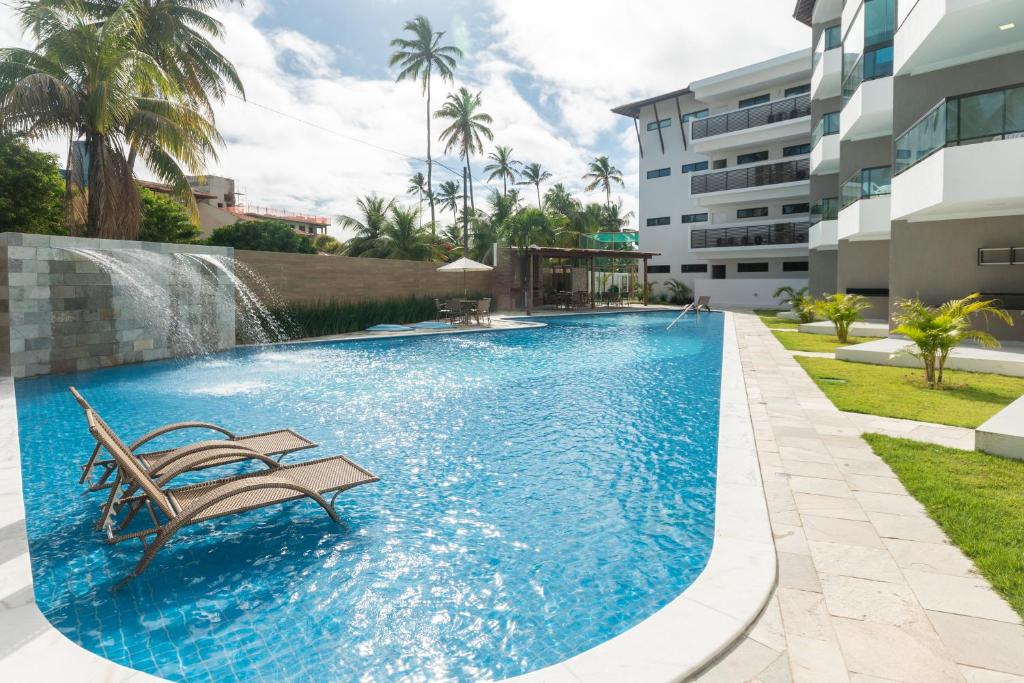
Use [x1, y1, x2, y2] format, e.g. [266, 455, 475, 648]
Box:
[129, 422, 237, 450]
[153, 446, 283, 487]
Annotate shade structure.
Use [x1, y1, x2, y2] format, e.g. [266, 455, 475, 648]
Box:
[437, 257, 493, 297]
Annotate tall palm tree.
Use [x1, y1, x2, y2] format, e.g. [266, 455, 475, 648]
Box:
[378, 205, 434, 260]
[582, 155, 624, 207]
[434, 87, 493, 212]
[1, 1, 223, 238]
[337, 194, 395, 257]
[435, 179, 461, 227]
[518, 162, 552, 208]
[389, 15, 462, 238]
[407, 171, 427, 227]
[483, 145, 520, 196]
[543, 182, 580, 220]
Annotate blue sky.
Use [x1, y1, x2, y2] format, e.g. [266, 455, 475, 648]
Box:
[1, 0, 809, 237]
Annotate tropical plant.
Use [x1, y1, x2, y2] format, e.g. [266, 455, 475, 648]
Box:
[483, 145, 520, 197]
[0, 132, 65, 234]
[600, 201, 634, 231]
[434, 87, 493, 214]
[517, 162, 552, 208]
[138, 188, 200, 243]
[664, 279, 692, 305]
[812, 293, 872, 344]
[1, 0, 232, 238]
[312, 234, 344, 254]
[337, 194, 395, 257]
[273, 295, 444, 338]
[407, 171, 428, 227]
[435, 179, 462, 227]
[582, 155, 624, 207]
[377, 205, 434, 260]
[893, 293, 1014, 388]
[208, 220, 316, 253]
[543, 183, 580, 219]
[774, 285, 816, 323]
[390, 15, 462, 237]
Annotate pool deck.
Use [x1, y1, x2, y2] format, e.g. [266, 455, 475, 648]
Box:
[694, 311, 1024, 682]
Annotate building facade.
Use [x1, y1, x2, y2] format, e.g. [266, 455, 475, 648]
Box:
[796, 0, 1024, 340]
[613, 51, 814, 308]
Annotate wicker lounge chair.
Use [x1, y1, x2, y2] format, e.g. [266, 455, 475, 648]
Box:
[695, 295, 712, 312]
[70, 387, 316, 493]
[83, 407, 378, 586]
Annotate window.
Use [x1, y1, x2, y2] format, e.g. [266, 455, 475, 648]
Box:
[785, 84, 811, 97]
[783, 143, 811, 157]
[680, 264, 709, 273]
[737, 207, 769, 219]
[823, 24, 841, 50]
[783, 261, 809, 272]
[739, 94, 770, 109]
[681, 161, 709, 174]
[737, 150, 768, 165]
[737, 262, 770, 273]
[713, 159, 728, 169]
[681, 213, 709, 223]
[646, 167, 671, 179]
[782, 202, 810, 215]
[646, 216, 670, 226]
[647, 264, 670, 274]
[646, 118, 672, 130]
[681, 108, 709, 123]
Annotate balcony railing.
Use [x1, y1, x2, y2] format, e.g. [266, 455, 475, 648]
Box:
[840, 166, 892, 209]
[810, 197, 839, 226]
[812, 112, 840, 148]
[690, 93, 810, 140]
[690, 222, 809, 249]
[894, 84, 1024, 175]
[691, 158, 810, 194]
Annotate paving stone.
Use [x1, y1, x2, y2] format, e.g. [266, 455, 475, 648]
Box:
[903, 570, 1021, 624]
[786, 634, 850, 683]
[807, 540, 905, 584]
[694, 637, 782, 683]
[882, 539, 977, 578]
[928, 611, 1024, 675]
[794, 493, 869, 522]
[832, 617, 963, 683]
[802, 515, 885, 549]
[779, 552, 822, 592]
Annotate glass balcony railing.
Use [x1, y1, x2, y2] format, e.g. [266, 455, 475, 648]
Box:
[810, 197, 839, 226]
[690, 222, 809, 249]
[894, 84, 1024, 175]
[840, 166, 892, 209]
[813, 24, 842, 69]
[690, 93, 810, 140]
[691, 158, 810, 194]
[841, 46, 893, 103]
[812, 112, 840, 148]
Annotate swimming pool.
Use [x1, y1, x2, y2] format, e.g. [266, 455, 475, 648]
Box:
[16, 311, 724, 682]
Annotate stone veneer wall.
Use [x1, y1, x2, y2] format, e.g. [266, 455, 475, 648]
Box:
[235, 249, 497, 304]
[0, 233, 236, 378]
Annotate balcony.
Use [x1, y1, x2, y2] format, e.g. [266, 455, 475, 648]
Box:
[838, 166, 892, 240]
[689, 157, 810, 205]
[689, 220, 809, 257]
[841, 76, 893, 141]
[689, 94, 810, 153]
[809, 197, 839, 250]
[812, 26, 842, 100]
[892, 84, 1024, 221]
[811, 112, 840, 175]
[896, 0, 1024, 76]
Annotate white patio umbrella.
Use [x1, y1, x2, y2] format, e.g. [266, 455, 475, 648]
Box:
[437, 257, 493, 297]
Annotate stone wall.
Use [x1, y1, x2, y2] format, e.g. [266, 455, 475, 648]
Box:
[235, 249, 496, 304]
[0, 233, 235, 378]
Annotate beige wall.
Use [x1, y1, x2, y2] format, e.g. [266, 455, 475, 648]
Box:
[809, 249, 838, 297]
[235, 250, 495, 304]
[837, 239, 890, 319]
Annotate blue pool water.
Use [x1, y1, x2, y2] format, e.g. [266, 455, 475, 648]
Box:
[16, 311, 723, 682]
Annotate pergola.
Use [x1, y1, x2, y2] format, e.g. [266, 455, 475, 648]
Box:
[524, 245, 661, 315]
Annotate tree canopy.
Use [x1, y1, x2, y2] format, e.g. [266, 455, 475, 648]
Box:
[208, 220, 317, 253]
[138, 188, 201, 244]
[0, 133, 65, 234]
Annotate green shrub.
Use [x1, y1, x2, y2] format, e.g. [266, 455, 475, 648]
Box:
[0, 133, 65, 235]
[138, 188, 201, 244]
[209, 219, 317, 253]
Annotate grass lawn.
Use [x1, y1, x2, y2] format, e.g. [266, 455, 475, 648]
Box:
[753, 308, 799, 330]
[795, 356, 1024, 428]
[864, 434, 1024, 619]
[772, 330, 874, 353]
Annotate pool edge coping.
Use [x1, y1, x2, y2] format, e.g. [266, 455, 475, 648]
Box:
[0, 308, 776, 682]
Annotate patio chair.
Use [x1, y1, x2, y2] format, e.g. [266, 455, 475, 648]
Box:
[446, 298, 464, 325]
[83, 407, 378, 586]
[695, 295, 712, 312]
[434, 298, 453, 322]
[472, 298, 492, 326]
[70, 387, 316, 493]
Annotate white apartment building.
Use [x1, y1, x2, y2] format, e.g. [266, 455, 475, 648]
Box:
[613, 51, 813, 307]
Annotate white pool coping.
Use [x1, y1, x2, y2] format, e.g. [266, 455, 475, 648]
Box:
[0, 308, 775, 682]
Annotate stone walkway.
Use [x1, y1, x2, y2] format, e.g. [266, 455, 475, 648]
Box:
[695, 312, 1024, 682]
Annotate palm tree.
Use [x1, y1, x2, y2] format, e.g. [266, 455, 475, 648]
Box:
[378, 205, 434, 260]
[483, 145, 520, 196]
[389, 15, 462, 238]
[582, 155, 624, 207]
[337, 194, 395, 257]
[435, 179, 462, 228]
[498, 207, 563, 305]
[434, 87, 493, 212]
[407, 171, 427, 227]
[600, 201, 634, 232]
[812, 293, 872, 344]
[773, 285, 815, 322]
[518, 162, 552, 208]
[544, 183, 580, 220]
[1, 2, 223, 238]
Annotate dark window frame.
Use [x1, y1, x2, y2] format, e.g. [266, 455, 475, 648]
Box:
[680, 264, 709, 273]
[782, 202, 810, 215]
[784, 84, 811, 97]
[737, 207, 769, 219]
[681, 161, 709, 174]
[737, 150, 769, 165]
[783, 143, 811, 157]
[783, 261, 809, 272]
[646, 118, 672, 131]
[646, 216, 671, 226]
[681, 108, 709, 123]
[646, 167, 671, 179]
[647, 264, 671, 274]
[681, 213, 709, 224]
[737, 262, 770, 273]
[738, 94, 770, 109]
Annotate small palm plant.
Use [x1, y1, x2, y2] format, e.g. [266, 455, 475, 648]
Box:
[812, 293, 871, 344]
[773, 285, 816, 323]
[893, 293, 1013, 388]
[664, 279, 692, 305]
